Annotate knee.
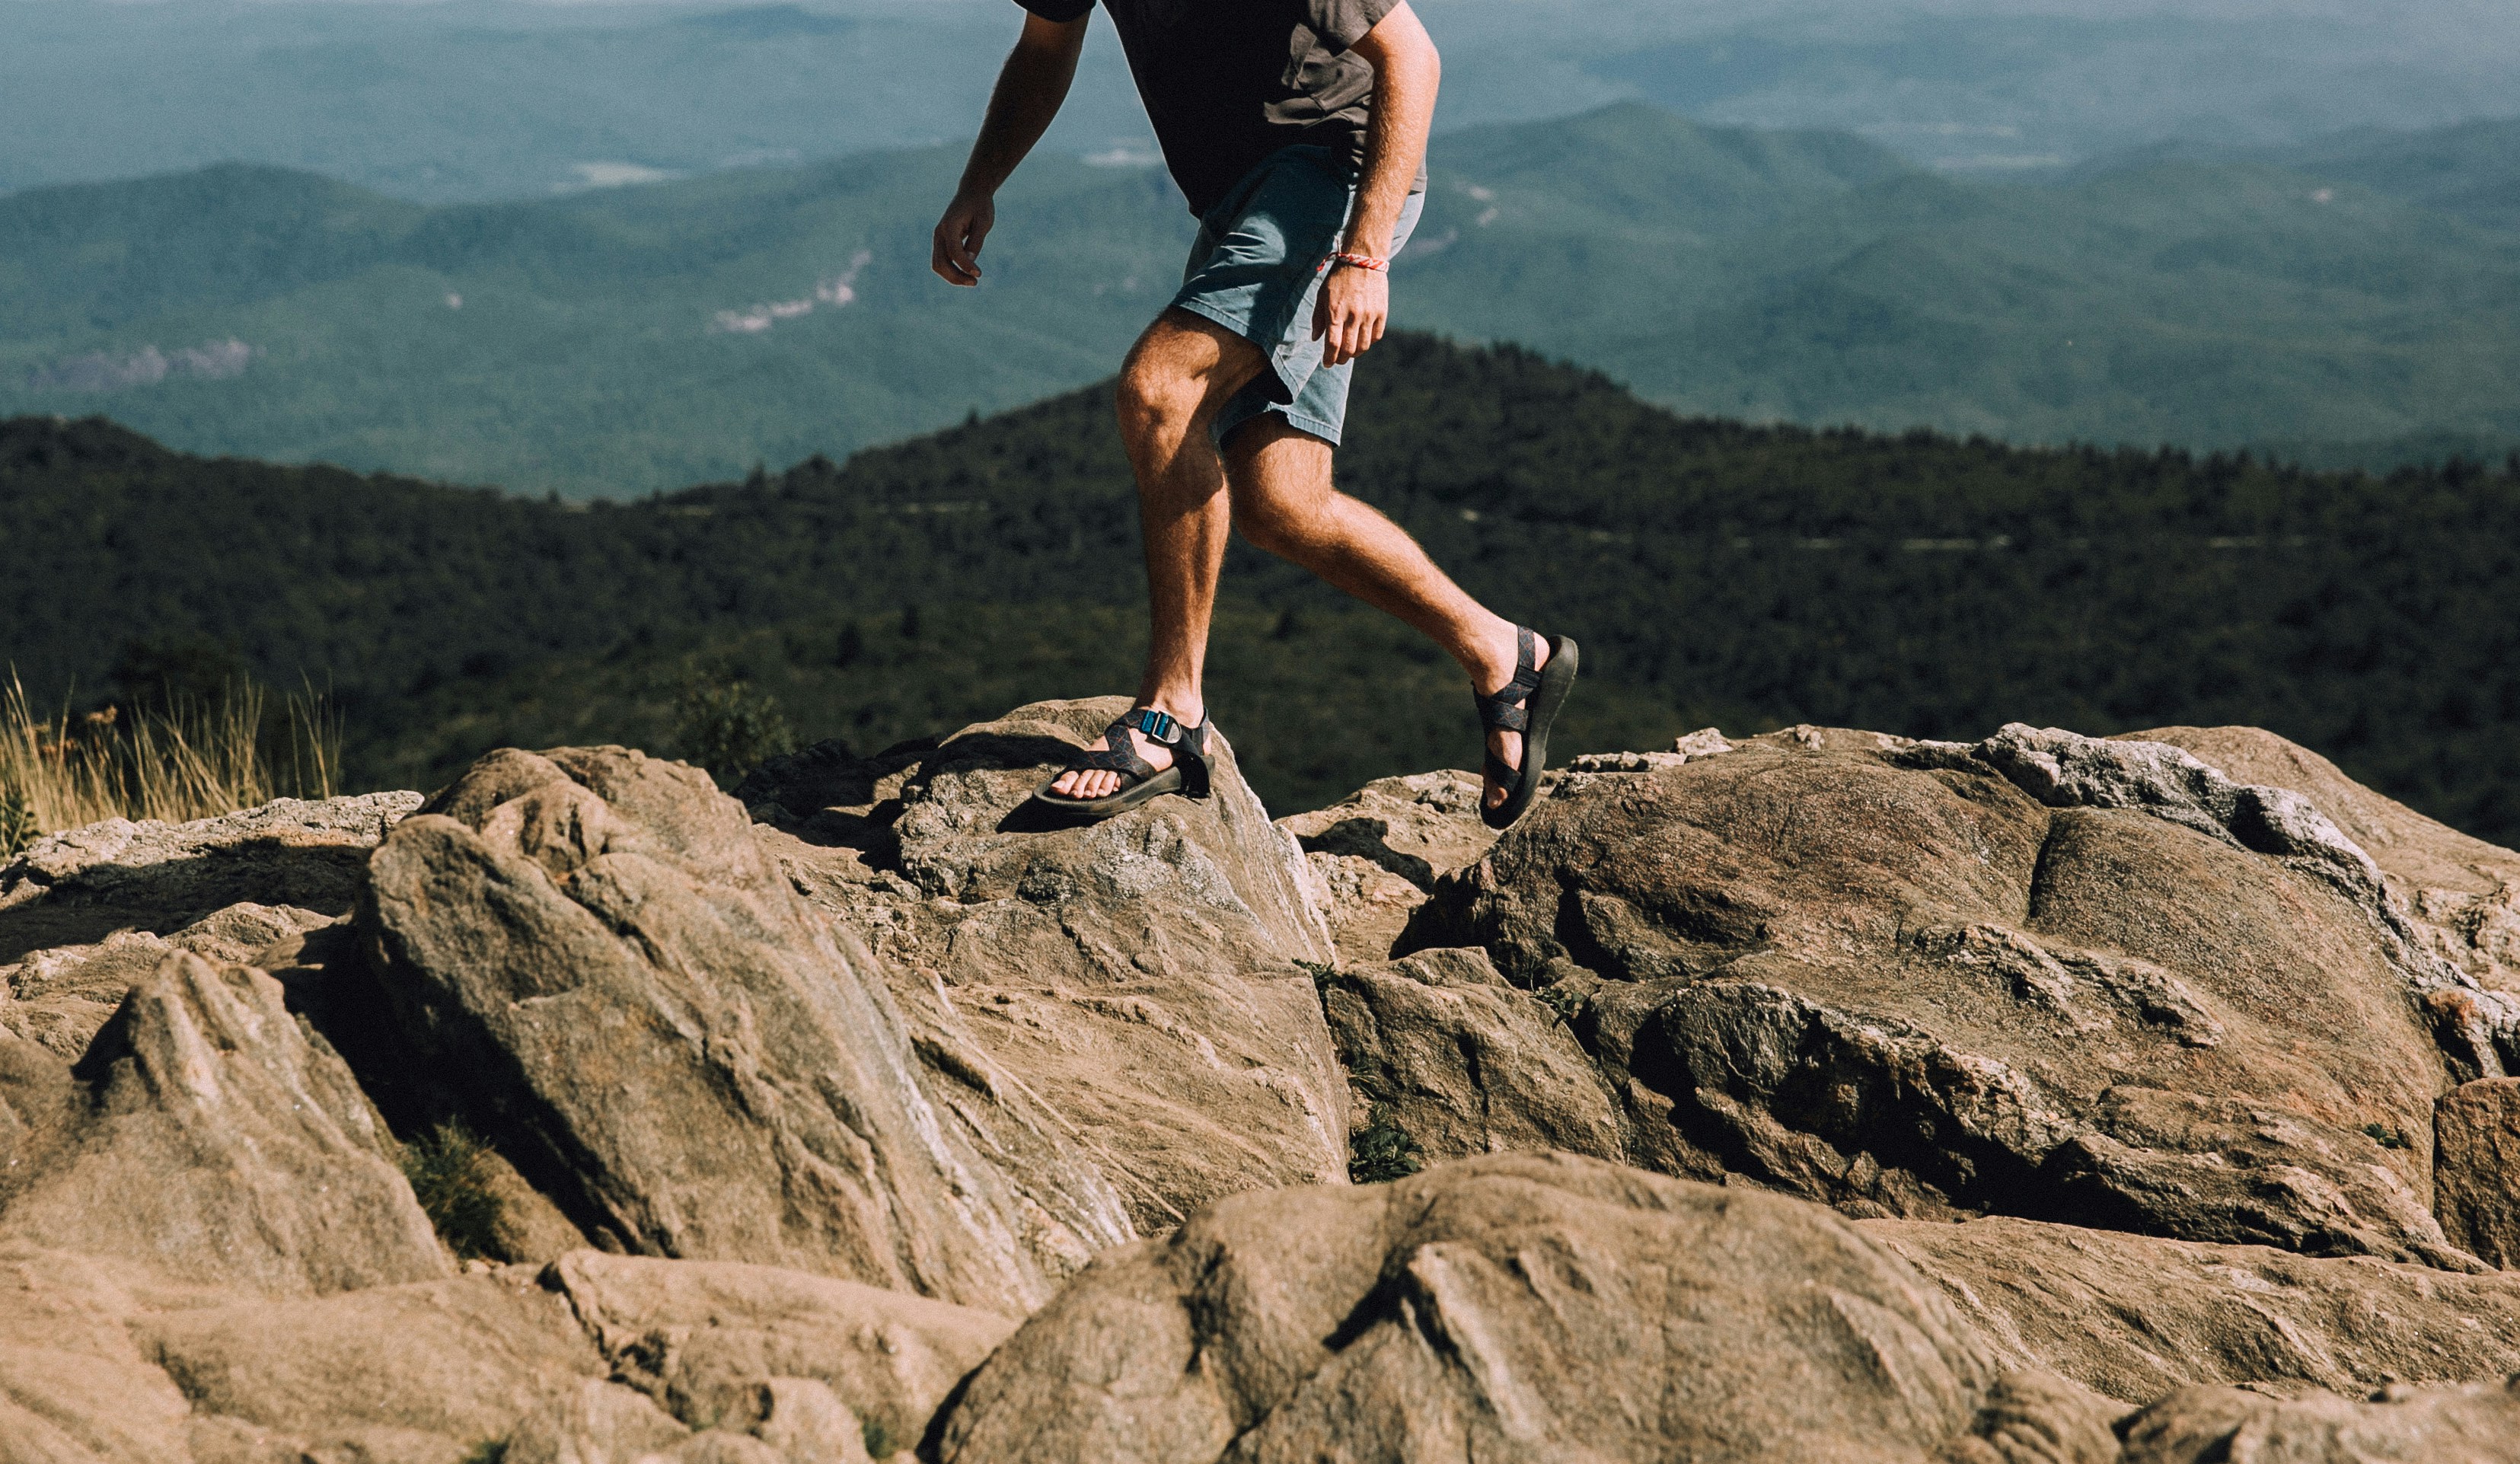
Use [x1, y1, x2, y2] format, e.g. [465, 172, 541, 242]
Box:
[1115, 356, 1205, 443]
[1233, 491, 1308, 557]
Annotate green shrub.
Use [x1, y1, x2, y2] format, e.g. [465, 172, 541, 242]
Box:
[1534, 981, 1585, 1029]
[401, 1121, 506, 1260]
[862, 1418, 899, 1458]
[1349, 1102, 1424, 1185]
[672, 662, 796, 786]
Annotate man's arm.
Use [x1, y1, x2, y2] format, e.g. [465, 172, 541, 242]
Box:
[933, 11, 1091, 287]
[1319, 1, 1439, 366]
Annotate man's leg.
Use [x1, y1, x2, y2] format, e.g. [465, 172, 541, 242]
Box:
[1223, 416, 1549, 812]
[1048, 309, 1271, 802]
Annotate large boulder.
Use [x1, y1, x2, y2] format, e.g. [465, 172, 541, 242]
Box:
[1866, 1215, 2520, 1404]
[1403, 725, 2483, 1262]
[933, 1150, 2118, 1464]
[749, 700, 1351, 1234]
[0, 950, 448, 1296]
[360, 744, 1130, 1314]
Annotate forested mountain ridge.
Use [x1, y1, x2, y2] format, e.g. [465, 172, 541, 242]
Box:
[6, 105, 2518, 494]
[7, 334, 2518, 836]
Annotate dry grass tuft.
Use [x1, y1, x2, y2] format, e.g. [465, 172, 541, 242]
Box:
[0, 671, 341, 854]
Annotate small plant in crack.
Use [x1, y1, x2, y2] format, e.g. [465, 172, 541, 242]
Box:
[2362, 1122, 2412, 1150]
[862, 1417, 900, 1458]
[1297, 958, 1337, 997]
[1533, 981, 1585, 1029]
[400, 1120, 506, 1259]
[1349, 1102, 1423, 1184]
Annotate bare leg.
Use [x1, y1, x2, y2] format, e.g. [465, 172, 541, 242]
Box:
[1223, 417, 1549, 811]
[1050, 309, 1269, 801]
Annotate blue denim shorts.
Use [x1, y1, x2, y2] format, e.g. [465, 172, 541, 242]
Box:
[1170, 145, 1425, 448]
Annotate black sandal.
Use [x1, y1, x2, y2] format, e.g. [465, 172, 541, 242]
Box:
[1031, 706, 1215, 821]
[1477, 627, 1578, 831]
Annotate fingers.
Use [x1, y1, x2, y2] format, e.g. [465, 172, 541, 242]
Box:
[930, 200, 990, 285]
[1316, 270, 1389, 367]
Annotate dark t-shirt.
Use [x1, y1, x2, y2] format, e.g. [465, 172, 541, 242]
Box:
[1015, 0, 1413, 218]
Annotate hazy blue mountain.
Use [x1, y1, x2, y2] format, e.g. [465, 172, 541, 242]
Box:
[0, 0, 1154, 202]
[0, 148, 1196, 493]
[7, 104, 2518, 494]
[1396, 107, 2520, 458]
[9, 0, 2519, 203]
[1582, 7, 2520, 177]
[2270, 117, 2520, 233]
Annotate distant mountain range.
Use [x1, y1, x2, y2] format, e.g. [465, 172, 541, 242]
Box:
[4, 104, 2516, 494]
[10, 0, 2515, 199]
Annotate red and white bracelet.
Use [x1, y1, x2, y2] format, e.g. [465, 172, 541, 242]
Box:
[1330, 250, 1390, 273]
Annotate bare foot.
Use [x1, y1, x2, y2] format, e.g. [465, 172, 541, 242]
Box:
[1474, 630, 1551, 812]
[1048, 703, 1195, 801]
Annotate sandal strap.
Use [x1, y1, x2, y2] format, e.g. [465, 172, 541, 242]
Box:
[1059, 709, 1209, 790]
[1065, 717, 1159, 782]
[1473, 626, 1544, 733]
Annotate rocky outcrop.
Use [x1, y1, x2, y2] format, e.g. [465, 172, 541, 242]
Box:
[361, 744, 1128, 1313]
[2435, 1077, 2520, 1267]
[10, 706, 2520, 1462]
[0, 793, 419, 963]
[1403, 724, 2476, 1262]
[0, 950, 448, 1296]
[2119, 1377, 2520, 1463]
[1867, 1215, 2520, 1403]
[934, 1150, 2116, 1464]
[750, 700, 1350, 1234]
[1317, 946, 1623, 1164]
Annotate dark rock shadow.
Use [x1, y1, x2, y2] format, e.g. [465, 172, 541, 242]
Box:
[1297, 817, 1438, 890]
[1, 841, 369, 964]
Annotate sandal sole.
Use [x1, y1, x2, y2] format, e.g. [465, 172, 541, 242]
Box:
[1030, 765, 1187, 821]
[1484, 635, 1578, 831]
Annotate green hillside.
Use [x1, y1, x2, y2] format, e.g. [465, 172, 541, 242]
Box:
[0, 151, 1195, 494]
[1398, 107, 2520, 457]
[8, 104, 2520, 494]
[2273, 117, 2520, 234]
[7, 336, 2518, 840]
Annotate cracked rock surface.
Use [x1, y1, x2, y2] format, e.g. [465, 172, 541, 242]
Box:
[1404, 724, 2477, 1261]
[933, 1150, 2120, 1464]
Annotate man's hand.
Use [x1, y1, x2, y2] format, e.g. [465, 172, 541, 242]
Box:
[933, 191, 996, 286]
[932, 11, 1086, 289]
[1315, 263, 1390, 368]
